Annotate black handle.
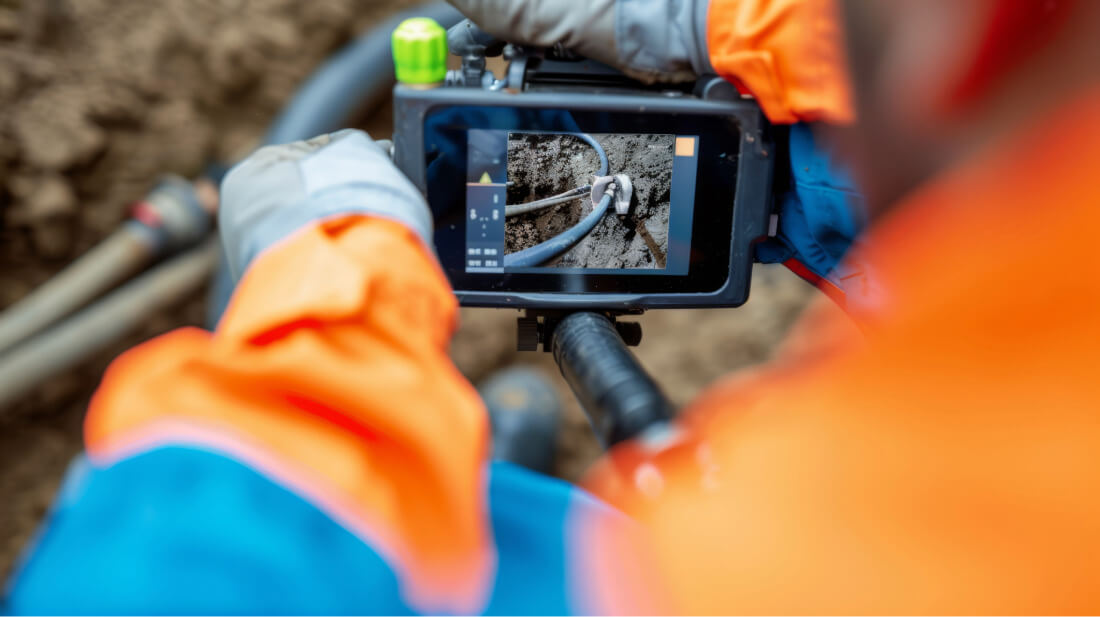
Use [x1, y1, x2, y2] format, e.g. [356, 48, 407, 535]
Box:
[551, 312, 673, 446]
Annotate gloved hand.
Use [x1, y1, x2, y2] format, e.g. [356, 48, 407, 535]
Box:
[445, 0, 713, 83]
[219, 129, 431, 281]
[756, 124, 867, 303]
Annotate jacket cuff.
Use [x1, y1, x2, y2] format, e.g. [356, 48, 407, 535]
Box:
[706, 0, 855, 124]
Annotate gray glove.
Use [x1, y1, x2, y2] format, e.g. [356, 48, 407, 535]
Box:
[219, 129, 432, 280]
[446, 0, 713, 83]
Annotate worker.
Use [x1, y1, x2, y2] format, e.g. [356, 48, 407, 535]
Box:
[7, 0, 1100, 614]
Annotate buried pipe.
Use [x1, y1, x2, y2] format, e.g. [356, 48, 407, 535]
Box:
[0, 239, 220, 413]
[0, 2, 462, 409]
[504, 132, 608, 219]
[574, 133, 610, 178]
[503, 133, 618, 267]
[0, 177, 217, 356]
[505, 185, 591, 218]
[505, 191, 615, 268]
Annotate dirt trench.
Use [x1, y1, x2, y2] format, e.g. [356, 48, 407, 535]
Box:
[505, 133, 672, 269]
[0, 0, 817, 581]
[0, 0, 425, 581]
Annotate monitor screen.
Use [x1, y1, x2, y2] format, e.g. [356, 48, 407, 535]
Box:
[464, 130, 700, 276]
[423, 105, 746, 297]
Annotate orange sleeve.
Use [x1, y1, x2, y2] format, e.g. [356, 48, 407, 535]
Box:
[583, 94, 1100, 613]
[708, 0, 855, 124]
[84, 215, 493, 612]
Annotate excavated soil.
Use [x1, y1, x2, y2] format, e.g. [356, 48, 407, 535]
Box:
[505, 133, 671, 269]
[0, 0, 817, 581]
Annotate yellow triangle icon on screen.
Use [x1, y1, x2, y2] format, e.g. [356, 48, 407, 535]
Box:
[479, 172, 492, 184]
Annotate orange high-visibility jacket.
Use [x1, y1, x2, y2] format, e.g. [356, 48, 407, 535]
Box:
[586, 88, 1100, 612]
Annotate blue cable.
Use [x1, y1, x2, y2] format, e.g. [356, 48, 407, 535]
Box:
[503, 133, 612, 268]
[263, 2, 463, 145]
[574, 133, 609, 178]
[504, 193, 613, 267]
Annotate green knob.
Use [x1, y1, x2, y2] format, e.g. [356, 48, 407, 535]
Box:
[392, 17, 448, 86]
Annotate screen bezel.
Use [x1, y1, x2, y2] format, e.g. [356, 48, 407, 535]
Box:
[425, 106, 744, 295]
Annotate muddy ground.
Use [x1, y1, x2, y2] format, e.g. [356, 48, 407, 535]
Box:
[0, 0, 816, 582]
[506, 133, 671, 269]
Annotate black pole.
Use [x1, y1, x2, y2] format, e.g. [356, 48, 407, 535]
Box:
[551, 312, 673, 446]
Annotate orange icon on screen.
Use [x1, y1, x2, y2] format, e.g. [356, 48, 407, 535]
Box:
[675, 137, 696, 157]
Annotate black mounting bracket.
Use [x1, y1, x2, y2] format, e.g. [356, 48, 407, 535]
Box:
[516, 309, 644, 352]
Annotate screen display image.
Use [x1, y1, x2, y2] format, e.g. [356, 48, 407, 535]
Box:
[419, 103, 763, 302]
[464, 130, 700, 276]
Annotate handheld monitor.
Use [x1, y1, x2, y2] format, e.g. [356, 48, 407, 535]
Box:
[393, 56, 775, 310]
